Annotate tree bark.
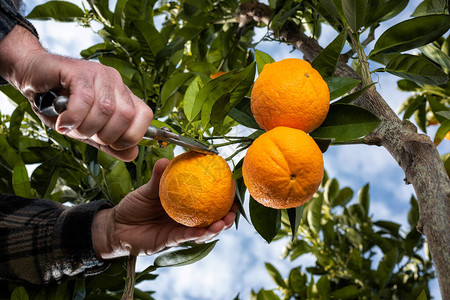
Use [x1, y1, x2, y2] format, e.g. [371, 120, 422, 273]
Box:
[238, 3, 450, 298]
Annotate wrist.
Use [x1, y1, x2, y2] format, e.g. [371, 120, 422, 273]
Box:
[91, 208, 131, 259]
[0, 25, 45, 88]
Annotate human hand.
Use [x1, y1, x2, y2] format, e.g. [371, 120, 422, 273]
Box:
[0, 26, 153, 161]
[91, 158, 238, 258]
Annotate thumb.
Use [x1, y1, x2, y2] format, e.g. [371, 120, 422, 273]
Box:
[137, 158, 170, 200]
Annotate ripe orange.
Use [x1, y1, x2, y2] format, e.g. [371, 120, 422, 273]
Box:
[446, 131, 450, 140]
[242, 127, 323, 209]
[159, 151, 235, 227]
[251, 58, 330, 132]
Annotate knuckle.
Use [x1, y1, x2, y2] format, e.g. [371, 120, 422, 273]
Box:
[96, 96, 115, 117]
[116, 104, 135, 123]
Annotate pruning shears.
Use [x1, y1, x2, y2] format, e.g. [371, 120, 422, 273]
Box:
[34, 91, 218, 155]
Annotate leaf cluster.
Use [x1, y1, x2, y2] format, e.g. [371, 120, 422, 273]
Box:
[248, 175, 434, 300]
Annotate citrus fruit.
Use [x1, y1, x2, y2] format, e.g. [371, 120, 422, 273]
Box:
[251, 58, 330, 132]
[242, 127, 324, 209]
[159, 151, 235, 227]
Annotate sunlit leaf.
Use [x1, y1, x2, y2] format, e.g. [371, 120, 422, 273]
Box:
[160, 72, 194, 107]
[377, 248, 398, 288]
[154, 240, 218, 267]
[324, 77, 361, 100]
[384, 54, 448, 85]
[420, 44, 450, 70]
[342, 0, 367, 32]
[370, 14, 450, 56]
[310, 104, 380, 141]
[335, 83, 375, 104]
[434, 119, 450, 145]
[312, 29, 347, 77]
[255, 50, 275, 75]
[12, 159, 32, 198]
[412, 0, 448, 16]
[27, 1, 84, 21]
[358, 183, 370, 219]
[265, 263, 287, 288]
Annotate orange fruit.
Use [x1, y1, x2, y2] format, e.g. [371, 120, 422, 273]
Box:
[210, 71, 227, 79]
[446, 131, 450, 140]
[159, 151, 235, 227]
[251, 58, 330, 132]
[242, 127, 323, 209]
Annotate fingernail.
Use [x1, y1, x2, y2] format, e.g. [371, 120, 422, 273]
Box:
[57, 125, 74, 134]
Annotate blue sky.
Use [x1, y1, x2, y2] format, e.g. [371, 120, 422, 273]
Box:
[0, 0, 448, 299]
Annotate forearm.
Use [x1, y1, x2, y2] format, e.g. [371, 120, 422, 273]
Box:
[0, 0, 40, 85]
[0, 24, 45, 87]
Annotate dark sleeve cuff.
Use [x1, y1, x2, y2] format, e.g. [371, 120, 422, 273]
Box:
[52, 200, 114, 279]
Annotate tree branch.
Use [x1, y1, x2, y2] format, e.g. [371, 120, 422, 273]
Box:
[238, 2, 450, 297]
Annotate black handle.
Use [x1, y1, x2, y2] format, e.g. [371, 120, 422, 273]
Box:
[34, 91, 68, 116]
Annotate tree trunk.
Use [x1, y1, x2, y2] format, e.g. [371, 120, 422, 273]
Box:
[237, 3, 450, 298]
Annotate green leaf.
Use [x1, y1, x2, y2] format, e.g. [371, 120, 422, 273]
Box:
[434, 119, 450, 145]
[416, 290, 428, 300]
[365, 0, 409, 25]
[290, 240, 313, 260]
[374, 220, 401, 237]
[376, 248, 398, 288]
[98, 56, 137, 82]
[160, 72, 194, 108]
[341, 0, 367, 32]
[358, 183, 370, 219]
[412, 0, 448, 17]
[27, 1, 84, 21]
[428, 95, 448, 123]
[370, 14, 450, 56]
[335, 83, 375, 104]
[331, 285, 361, 299]
[255, 50, 275, 75]
[332, 187, 353, 207]
[403, 95, 425, 120]
[420, 43, 450, 70]
[287, 205, 304, 238]
[305, 194, 323, 235]
[10, 286, 29, 300]
[184, 75, 205, 121]
[133, 20, 165, 56]
[312, 29, 347, 77]
[384, 54, 449, 85]
[200, 63, 256, 128]
[87, 0, 113, 26]
[154, 240, 218, 267]
[310, 104, 381, 142]
[229, 97, 261, 129]
[9, 102, 26, 148]
[324, 77, 361, 100]
[415, 100, 427, 132]
[106, 161, 131, 204]
[254, 289, 281, 300]
[265, 263, 287, 288]
[397, 79, 422, 92]
[324, 178, 339, 204]
[250, 196, 281, 243]
[13, 159, 32, 198]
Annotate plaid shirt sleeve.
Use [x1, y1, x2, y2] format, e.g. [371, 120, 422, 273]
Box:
[0, 194, 113, 284]
[0, 0, 39, 85]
